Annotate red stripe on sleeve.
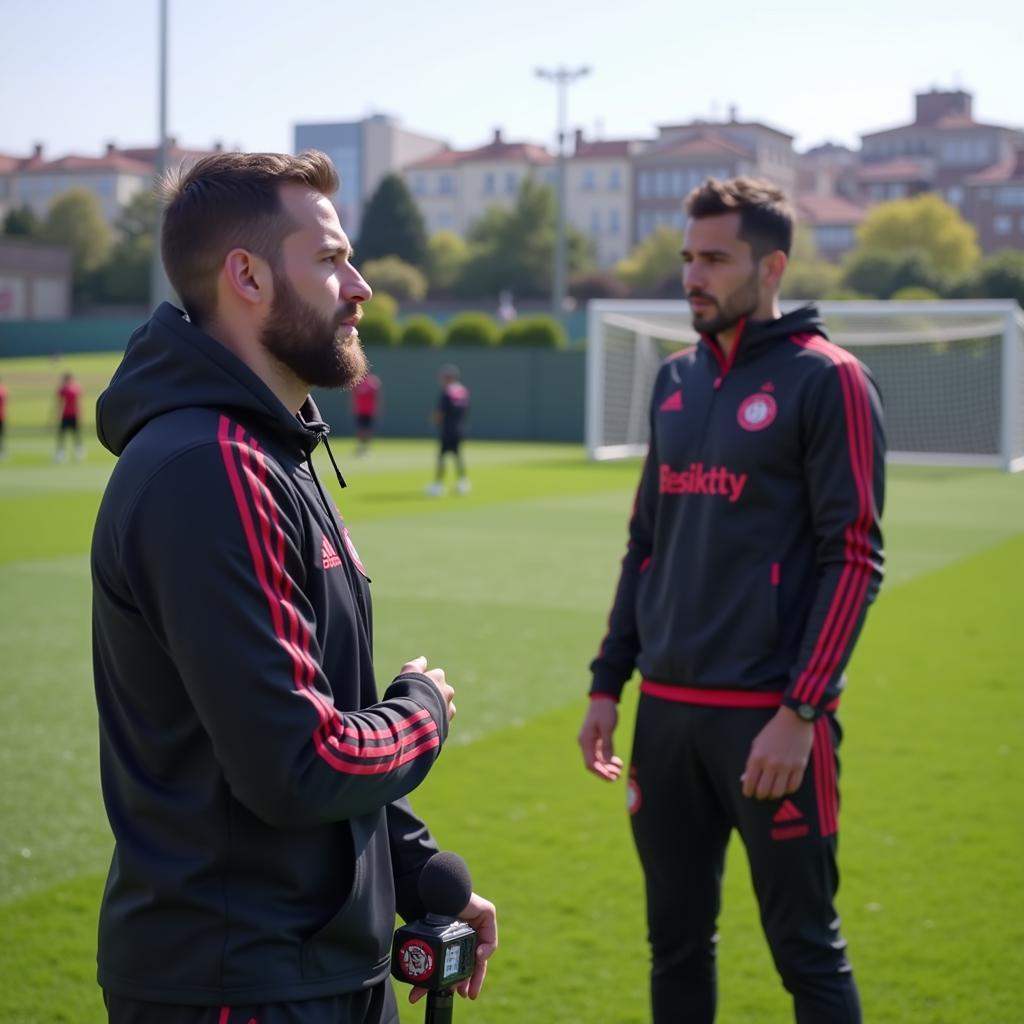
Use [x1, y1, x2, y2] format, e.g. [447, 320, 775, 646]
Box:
[813, 717, 838, 837]
[789, 338, 878, 706]
[218, 417, 438, 775]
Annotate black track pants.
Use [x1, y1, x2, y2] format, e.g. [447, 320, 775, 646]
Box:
[628, 695, 861, 1024]
[105, 982, 399, 1024]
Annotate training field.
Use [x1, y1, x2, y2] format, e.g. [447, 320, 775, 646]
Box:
[1, 353, 1023, 1023]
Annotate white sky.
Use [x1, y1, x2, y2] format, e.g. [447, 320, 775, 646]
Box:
[2, 0, 1021, 159]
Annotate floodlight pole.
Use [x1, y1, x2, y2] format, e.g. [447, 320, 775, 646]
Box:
[149, 0, 173, 310]
[535, 65, 590, 324]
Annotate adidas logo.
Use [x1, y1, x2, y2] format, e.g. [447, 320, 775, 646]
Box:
[771, 799, 809, 841]
[659, 390, 684, 412]
[321, 535, 342, 570]
[773, 800, 803, 824]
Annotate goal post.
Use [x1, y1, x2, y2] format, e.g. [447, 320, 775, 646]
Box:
[586, 299, 1024, 472]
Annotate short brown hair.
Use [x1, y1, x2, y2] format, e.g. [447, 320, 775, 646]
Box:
[159, 151, 339, 325]
[684, 177, 794, 258]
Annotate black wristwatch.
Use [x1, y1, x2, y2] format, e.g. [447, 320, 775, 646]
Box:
[793, 702, 817, 722]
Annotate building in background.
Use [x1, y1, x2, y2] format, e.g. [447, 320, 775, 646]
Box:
[294, 114, 446, 239]
[796, 142, 859, 199]
[857, 89, 1024, 227]
[403, 128, 554, 238]
[566, 130, 643, 267]
[632, 111, 796, 243]
[0, 238, 72, 320]
[0, 140, 223, 226]
[794, 194, 868, 263]
[965, 147, 1024, 252]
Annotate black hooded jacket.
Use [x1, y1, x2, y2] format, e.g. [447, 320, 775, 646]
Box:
[590, 306, 886, 716]
[91, 303, 449, 1005]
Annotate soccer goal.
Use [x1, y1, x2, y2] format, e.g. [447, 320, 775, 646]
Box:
[586, 299, 1024, 472]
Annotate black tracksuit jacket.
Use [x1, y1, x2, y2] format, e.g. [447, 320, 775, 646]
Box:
[91, 303, 449, 1005]
[590, 306, 886, 717]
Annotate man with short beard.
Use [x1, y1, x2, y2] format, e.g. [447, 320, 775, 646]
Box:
[579, 177, 885, 1023]
[91, 151, 496, 1024]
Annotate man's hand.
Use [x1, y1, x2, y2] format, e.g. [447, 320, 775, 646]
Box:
[408, 891, 498, 1004]
[741, 705, 814, 799]
[400, 656, 455, 722]
[578, 698, 623, 781]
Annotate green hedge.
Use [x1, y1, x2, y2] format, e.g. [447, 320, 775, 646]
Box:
[499, 315, 568, 349]
[444, 312, 501, 347]
[357, 314, 399, 346]
[400, 315, 444, 347]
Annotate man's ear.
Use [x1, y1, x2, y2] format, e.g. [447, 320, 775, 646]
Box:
[761, 249, 788, 292]
[221, 248, 273, 308]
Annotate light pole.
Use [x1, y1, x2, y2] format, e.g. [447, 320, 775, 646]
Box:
[149, 0, 173, 310]
[535, 65, 590, 323]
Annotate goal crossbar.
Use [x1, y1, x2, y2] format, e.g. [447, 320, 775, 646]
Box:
[586, 299, 1024, 472]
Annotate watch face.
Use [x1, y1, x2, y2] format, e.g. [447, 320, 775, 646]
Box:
[797, 703, 816, 722]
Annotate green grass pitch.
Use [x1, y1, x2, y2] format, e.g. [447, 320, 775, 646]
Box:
[1, 353, 1023, 1023]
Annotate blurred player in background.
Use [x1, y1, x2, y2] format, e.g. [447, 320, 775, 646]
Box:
[579, 177, 885, 1024]
[53, 371, 83, 462]
[352, 370, 381, 455]
[0, 376, 8, 460]
[426, 363, 471, 496]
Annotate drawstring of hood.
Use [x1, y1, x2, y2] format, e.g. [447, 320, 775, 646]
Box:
[321, 433, 347, 490]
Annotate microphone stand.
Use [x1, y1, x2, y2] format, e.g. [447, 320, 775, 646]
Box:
[424, 987, 454, 1024]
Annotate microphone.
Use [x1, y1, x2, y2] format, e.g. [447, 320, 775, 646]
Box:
[391, 851, 478, 1024]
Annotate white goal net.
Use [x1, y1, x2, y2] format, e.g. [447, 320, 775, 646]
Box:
[586, 299, 1024, 472]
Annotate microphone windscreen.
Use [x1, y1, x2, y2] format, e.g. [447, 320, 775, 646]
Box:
[417, 851, 473, 917]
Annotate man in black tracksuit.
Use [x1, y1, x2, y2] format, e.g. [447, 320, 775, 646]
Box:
[91, 152, 496, 1024]
[579, 178, 884, 1023]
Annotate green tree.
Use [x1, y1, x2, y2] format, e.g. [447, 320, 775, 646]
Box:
[841, 250, 940, 299]
[99, 190, 157, 304]
[854, 194, 980, 281]
[614, 227, 682, 295]
[2, 204, 42, 238]
[458, 178, 593, 298]
[780, 226, 841, 300]
[426, 231, 469, 295]
[360, 256, 427, 303]
[971, 250, 1024, 305]
[42, 188, 112, 300]
[357, 174, 428, 268]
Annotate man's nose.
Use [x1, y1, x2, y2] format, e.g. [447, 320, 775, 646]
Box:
[342, 266, 372, 303]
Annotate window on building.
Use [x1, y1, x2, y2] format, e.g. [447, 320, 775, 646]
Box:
[815, 225, 855, 251]
[608, 209, 621, 235]
[996, 186, 1024, 208]
[941, 136, 993, 166]
[413, 174, 427, 196]
[945, 186, 964, 207]
[638, 171, 652, 198]
[439, 174, 455, 195]
[994, 214, 1012, 235]
[505, 172, 517, 195]
[608, 168, 622, 191]
[483, 173, 495, 195]
[582, 169, 596, 192]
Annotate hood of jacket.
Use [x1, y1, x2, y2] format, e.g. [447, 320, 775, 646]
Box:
[701, 304, 827, 369]
[97, 302, 328, 459]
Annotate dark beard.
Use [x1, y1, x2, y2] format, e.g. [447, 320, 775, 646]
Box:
[260, 271, 367, 390]
[689, 267, 760, 336]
